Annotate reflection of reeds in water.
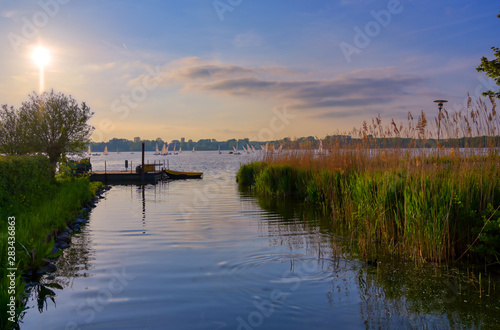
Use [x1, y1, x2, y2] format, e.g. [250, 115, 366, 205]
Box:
[238, 97, 500, 263]
[249, 185, 500, 329]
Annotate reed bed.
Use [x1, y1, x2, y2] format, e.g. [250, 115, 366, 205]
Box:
[238, 97, 500, 263]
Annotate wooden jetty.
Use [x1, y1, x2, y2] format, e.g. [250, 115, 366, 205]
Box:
[88, 142, 203, 185]
[89, 170, 164, 184]
[89, 142, 165, 185]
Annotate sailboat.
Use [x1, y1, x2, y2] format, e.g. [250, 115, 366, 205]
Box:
[261, 142, 269, 153]
[192, 147, 195, 152]
[173, 143, 178, 155]
[233, 143, 241, 155]
[161, 143, 167, 155]
[104, 146, 109, 155]
[88, 146, 91, 156]
[154, 143, 160, 155]
[317, 140, 325, 155]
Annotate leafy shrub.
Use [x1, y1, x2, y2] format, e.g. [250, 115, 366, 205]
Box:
[471, 204, 500, 262]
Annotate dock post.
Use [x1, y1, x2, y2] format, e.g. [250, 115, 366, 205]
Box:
[141, 143, 145, 184]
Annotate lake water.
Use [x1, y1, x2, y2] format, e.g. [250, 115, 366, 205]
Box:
[20, 151, 500, 329]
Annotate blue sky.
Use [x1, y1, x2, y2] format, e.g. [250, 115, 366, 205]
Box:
[0, 0, 498, 142]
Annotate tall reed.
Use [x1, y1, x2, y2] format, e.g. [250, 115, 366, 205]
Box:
[238, 97, 500, 263]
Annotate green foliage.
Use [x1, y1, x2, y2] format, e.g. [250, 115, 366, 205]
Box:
[0, 105, 31, 155]
[17, 239, 61, 276]
[0, 156, 98, 327]
[0, 90, 94, 175]
[471, 204, 500, 262]
[239, 159, 500, 262]
[0, 155, 53, 217]
[254, 164, 297, 197]
[476, 12, 500, 99]
[0, 268, 26, 329]
[236, 162, 267, 186]
[57, 158, 92, 181]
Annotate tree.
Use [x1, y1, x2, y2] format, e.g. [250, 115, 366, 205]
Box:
[476, 12, 500, 99]
[0, 104, 30, 155]
[6, 90, 94, 174]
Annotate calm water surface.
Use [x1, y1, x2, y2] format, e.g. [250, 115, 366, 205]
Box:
[21, 152, 500, 329]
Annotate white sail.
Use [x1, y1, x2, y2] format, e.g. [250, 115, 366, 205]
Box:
[161, 143, 167, 155]
[317, 140, 326, 155]
[104, 146, 108, 155]
[155, 143, 160, 155]
[192, 147, 195, 152]
[262, 142, 269, 153]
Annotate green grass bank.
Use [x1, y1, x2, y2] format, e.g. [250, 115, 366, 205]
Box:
[0, 155, 101, 329]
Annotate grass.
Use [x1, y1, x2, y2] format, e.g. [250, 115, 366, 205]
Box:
[0, 156, 100, 329]
[238, 96, 500, 264]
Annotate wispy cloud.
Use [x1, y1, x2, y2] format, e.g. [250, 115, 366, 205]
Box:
[130, 58, 425, 120]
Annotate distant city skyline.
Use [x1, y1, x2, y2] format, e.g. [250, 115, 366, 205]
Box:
[0, 0, 498, 142]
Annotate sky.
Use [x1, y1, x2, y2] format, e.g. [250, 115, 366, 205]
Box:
[0, 0, 498, 142]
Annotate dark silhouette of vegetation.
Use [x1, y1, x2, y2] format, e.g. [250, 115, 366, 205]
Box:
[476, 11, 500, 99]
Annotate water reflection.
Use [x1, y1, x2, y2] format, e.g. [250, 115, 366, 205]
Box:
[22, 214, 96, 319]
[19, 153, 500, 329]
[245, 189, 500, 329]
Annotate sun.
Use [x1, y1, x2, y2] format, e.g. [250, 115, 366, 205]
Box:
[31, 45, 51, 68]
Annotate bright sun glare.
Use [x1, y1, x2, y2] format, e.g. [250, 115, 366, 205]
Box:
[32, 46, 51, 68]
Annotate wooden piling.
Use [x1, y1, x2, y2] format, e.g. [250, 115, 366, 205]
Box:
[141, 142, 145, 184]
